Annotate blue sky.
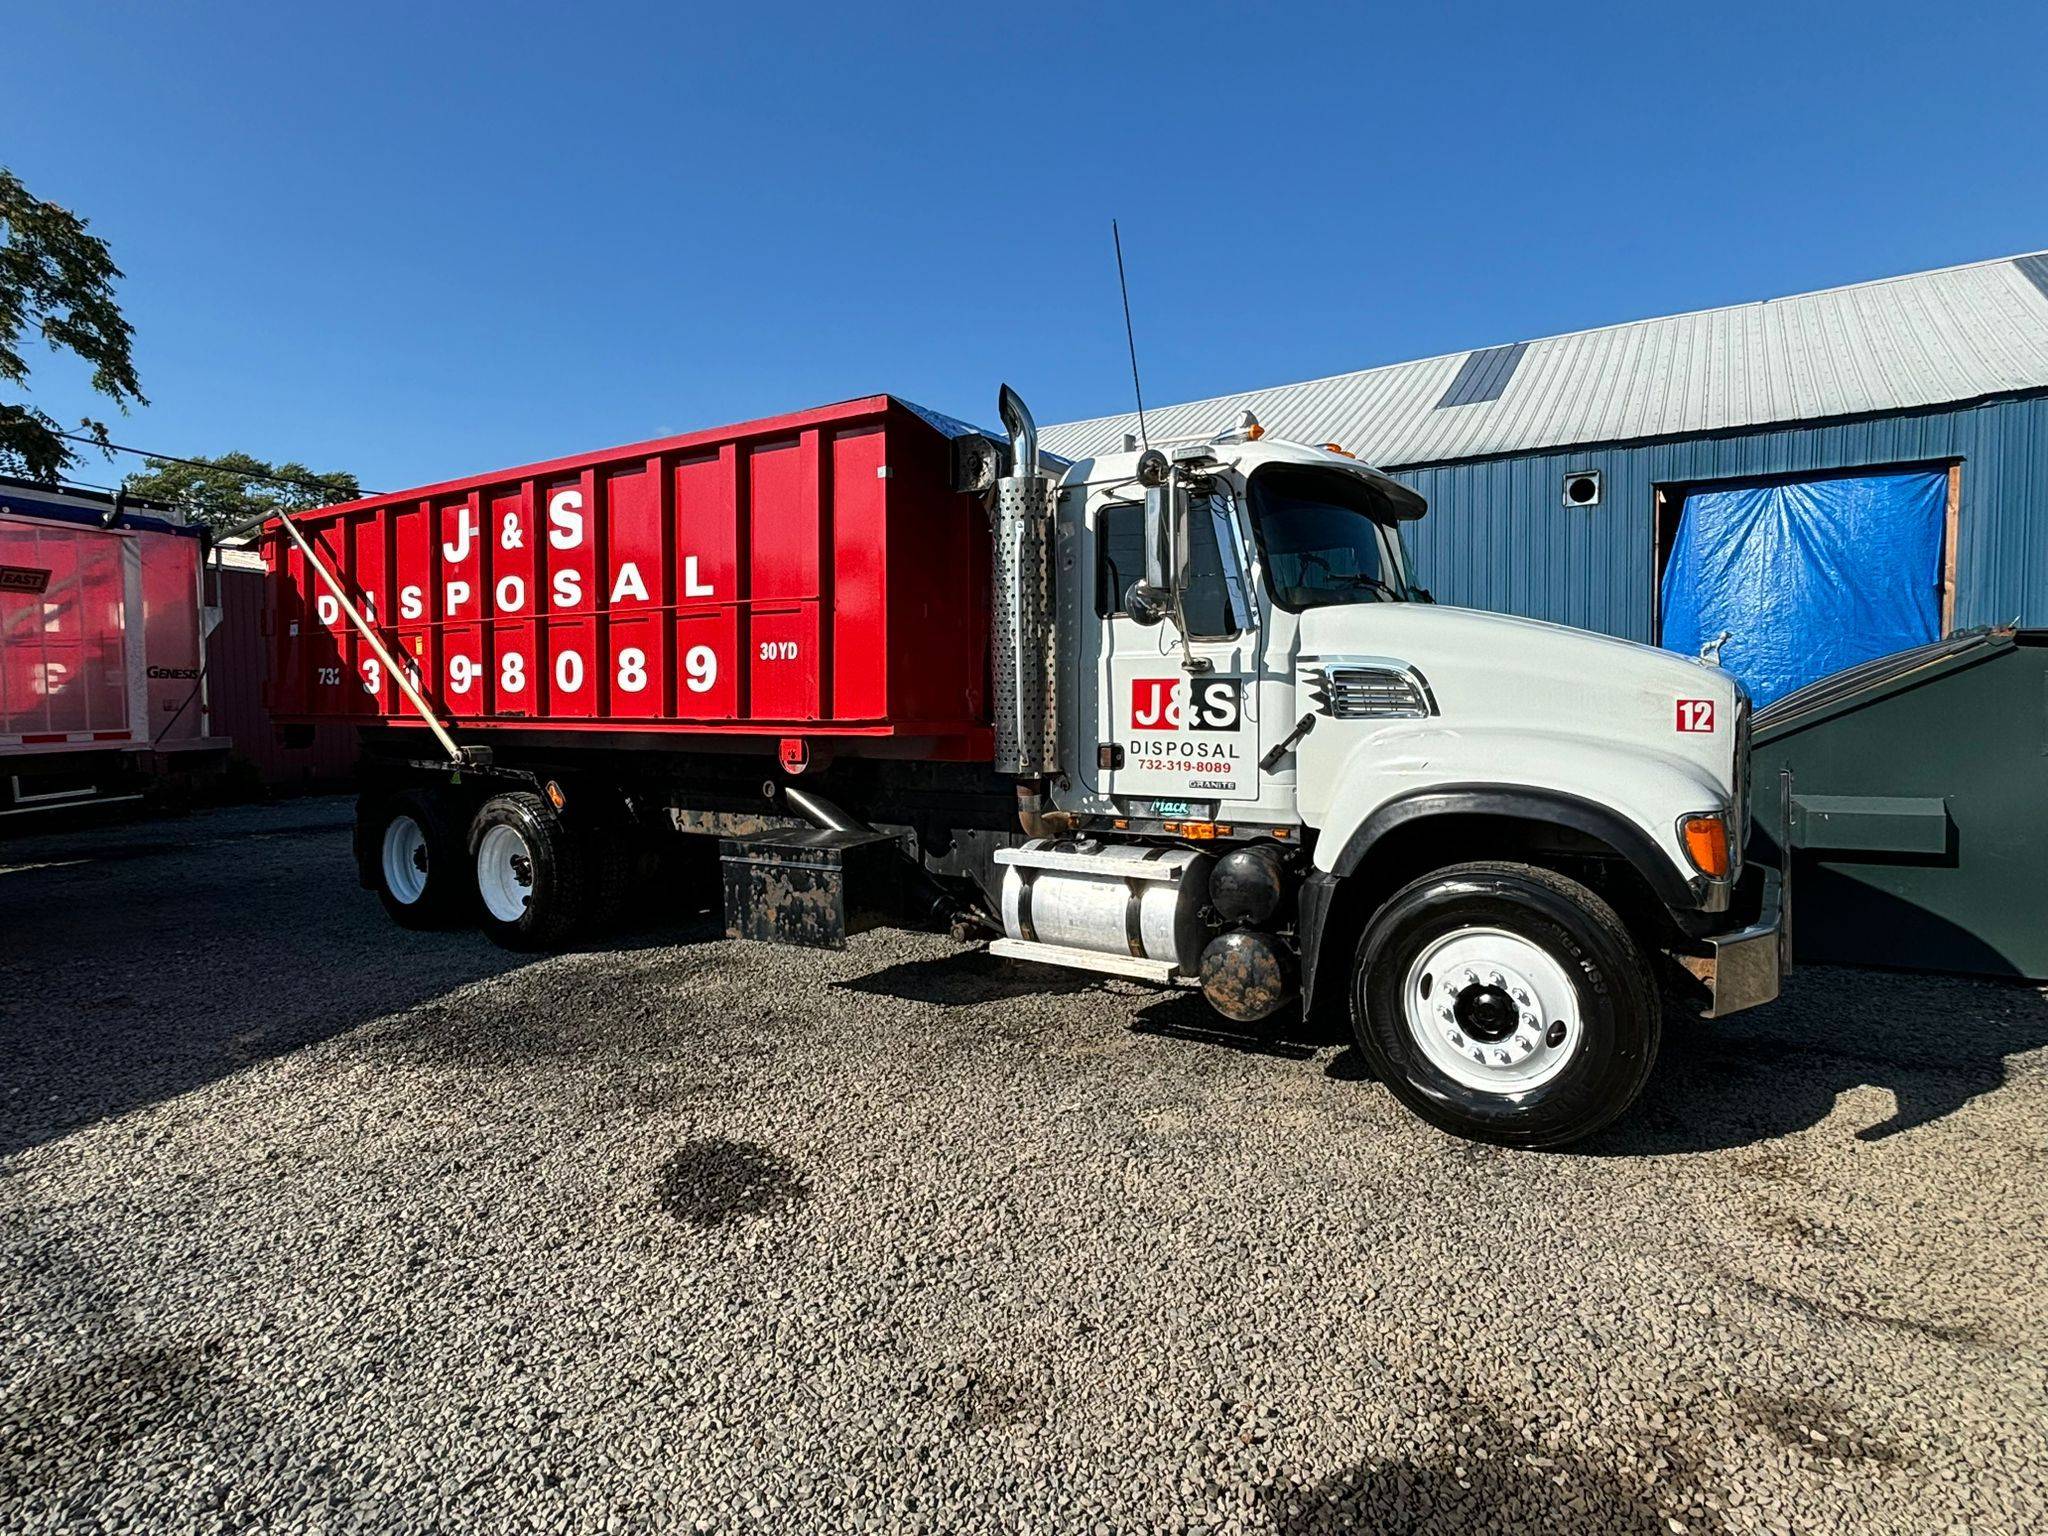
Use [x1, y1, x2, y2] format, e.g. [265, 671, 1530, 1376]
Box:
[7, 1, 2045, 494]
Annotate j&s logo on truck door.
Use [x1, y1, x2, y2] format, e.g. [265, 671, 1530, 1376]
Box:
[1123, 676, 1248, 799]
[1130, 676, 1242, 732]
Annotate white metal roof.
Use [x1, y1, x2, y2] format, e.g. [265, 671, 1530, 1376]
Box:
[1041, 251, 2048, 469]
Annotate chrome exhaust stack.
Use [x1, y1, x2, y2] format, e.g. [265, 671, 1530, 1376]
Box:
[991, 385, 1058, 778]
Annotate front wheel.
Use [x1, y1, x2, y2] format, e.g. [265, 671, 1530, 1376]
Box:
[1351, 861, 1659, 1149]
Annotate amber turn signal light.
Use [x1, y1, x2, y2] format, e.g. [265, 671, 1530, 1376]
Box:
[1679, 814, 1730, 879]
[1163, 820, 1231, 840]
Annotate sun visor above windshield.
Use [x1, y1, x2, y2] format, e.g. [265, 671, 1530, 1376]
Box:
[1366, 472, 1427, 521]
[1250, 459, 1428, 522]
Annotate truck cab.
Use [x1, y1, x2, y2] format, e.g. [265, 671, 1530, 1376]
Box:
[990, 400, 1785, 1146]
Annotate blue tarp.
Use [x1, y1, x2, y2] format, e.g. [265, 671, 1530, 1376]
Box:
[1660, 469, 1946, 708]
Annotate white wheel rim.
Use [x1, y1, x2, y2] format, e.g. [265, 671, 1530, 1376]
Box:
[1402, 926, 1584, 1095]
[476, 823, 536, 924]
[381, 815, 430, 906]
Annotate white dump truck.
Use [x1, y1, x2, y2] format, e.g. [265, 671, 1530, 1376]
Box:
[263, 387, 1785, 1147]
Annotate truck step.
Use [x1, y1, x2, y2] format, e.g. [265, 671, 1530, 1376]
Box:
[987, 937, 1180, 984]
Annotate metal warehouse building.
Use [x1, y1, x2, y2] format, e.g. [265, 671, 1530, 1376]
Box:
[1044, 251, 2048, 706]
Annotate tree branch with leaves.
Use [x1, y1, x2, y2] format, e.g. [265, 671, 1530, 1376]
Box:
[124, 451, 362, 528]
[0, 167, 144, 481]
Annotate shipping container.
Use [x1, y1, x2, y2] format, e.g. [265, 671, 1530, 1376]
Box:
[0, 478, 224, 814]
[208, 551, 358, 790]
[267, 396, 995, 761]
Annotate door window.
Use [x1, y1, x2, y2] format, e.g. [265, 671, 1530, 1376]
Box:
[1094, 491, 1245, 638]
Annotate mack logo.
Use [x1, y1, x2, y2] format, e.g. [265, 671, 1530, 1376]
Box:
[1130, 676, 1243, 732]
[0, 564, 52, 594]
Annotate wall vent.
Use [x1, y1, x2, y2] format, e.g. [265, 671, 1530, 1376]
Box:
[1562, 470, 1603, 507]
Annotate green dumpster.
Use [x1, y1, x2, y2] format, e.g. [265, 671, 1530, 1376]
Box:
[1750, 627, 2048, 979]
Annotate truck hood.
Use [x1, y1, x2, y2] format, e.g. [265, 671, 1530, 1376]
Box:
[1296, 601, 1744, 809]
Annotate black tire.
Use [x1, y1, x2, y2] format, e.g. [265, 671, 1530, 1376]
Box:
[360, 788, 469, 930]
[467, 791, 597, 951]
[1351, 861, 1659, 1149]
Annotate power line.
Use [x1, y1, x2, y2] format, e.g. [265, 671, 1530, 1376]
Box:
[53, 429, 376, 500]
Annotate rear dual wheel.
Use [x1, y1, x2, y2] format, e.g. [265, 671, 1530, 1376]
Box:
[363, 790, 467, 929]
[468, 790, 629, 951]
[1351, 861, 1659, 1149]
[363, 785, 630, 950]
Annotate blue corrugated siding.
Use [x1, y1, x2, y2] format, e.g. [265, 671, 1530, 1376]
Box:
[1386, 393, 2048, 642]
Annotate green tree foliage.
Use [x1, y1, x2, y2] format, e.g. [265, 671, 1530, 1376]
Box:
[124, 452, 362, 529]
[0, 167, 144, 480]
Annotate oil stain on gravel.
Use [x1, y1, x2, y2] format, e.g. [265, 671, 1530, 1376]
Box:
[655, 1137, 810, 1228]
[1263, 1430, 1713, 1535]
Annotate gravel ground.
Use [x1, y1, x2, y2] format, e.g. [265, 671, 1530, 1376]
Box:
[3, 798, 2045, 1535]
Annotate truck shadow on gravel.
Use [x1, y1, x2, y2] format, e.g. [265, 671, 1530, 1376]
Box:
[1128, 989, 1332, 1062]
[0, 801, 723, 1158]
[837, 948, 1338, 1063]
[841, 947, 2046, 1155]
[1585, 964, 2048, 1156]
[834, 946, 1103, 1007]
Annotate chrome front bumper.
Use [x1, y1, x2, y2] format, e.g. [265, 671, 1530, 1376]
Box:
[1682, 866, 1786, 1018]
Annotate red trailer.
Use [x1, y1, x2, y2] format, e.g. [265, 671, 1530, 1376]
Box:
[267, 396, 993, 764]
[0, 477, 225, 815]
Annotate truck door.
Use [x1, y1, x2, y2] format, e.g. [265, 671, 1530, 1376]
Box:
[1094, 483, 1262, 813]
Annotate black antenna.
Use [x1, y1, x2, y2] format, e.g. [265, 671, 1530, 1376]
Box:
[1112, 218, 1149, 449]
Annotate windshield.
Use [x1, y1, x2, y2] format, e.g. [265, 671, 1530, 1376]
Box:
[1247, 464, 1410, 611]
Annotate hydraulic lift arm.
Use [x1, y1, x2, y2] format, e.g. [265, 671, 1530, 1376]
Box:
[217, 505, 465, 765]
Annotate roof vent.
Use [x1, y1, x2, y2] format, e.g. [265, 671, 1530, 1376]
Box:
[1435, 342, 1528, 409]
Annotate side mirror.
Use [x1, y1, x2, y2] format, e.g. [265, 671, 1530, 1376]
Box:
[1124, 579, 1170, 627]
[1130, 479, 1196, 626]
[1142, 479, 1170, 590]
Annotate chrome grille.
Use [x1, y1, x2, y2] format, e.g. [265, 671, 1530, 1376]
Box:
[1311, 665, 1435, 720]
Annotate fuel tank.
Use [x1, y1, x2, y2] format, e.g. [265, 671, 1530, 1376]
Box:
[996, 838, 1212, 973]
